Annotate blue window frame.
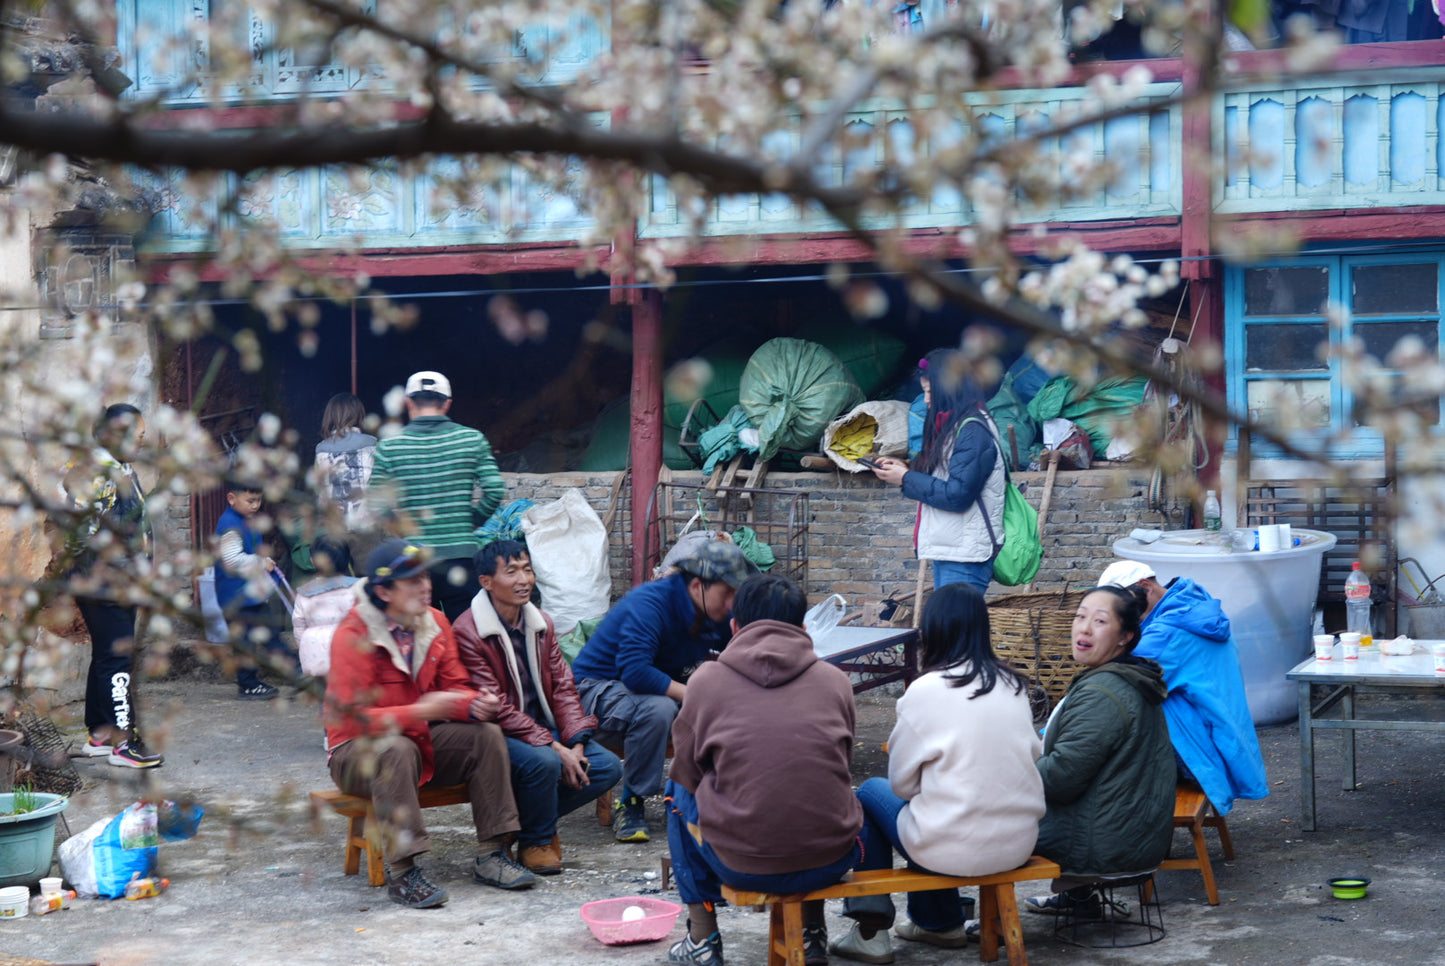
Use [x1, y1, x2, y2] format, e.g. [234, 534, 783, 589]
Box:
[1226, 252, 1445, 458]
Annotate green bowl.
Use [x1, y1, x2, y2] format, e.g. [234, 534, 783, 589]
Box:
[1327, 876, 1371, 900]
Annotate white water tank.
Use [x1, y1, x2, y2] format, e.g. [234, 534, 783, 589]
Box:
[1111, 528, 1337, 726]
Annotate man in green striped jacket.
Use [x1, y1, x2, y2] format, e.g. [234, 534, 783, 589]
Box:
[368, 371, 506, 622]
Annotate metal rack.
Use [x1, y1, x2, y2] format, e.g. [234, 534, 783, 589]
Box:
[643, 480, 809, 590]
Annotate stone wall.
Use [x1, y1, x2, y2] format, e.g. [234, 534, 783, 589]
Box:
[504, 465, 1167, 607]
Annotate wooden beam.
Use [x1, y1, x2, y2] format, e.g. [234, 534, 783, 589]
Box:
[1214, 205, 1445, 244]
[630, 289, 664, 586]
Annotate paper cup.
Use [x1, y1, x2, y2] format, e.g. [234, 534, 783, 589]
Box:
[1258, 525, 1282, 553]
[38, 877, 62, 896]
[1432, 643, 1445, 674]
[1341, 632, 1361, 660]
[1313, 634, 1335, 661]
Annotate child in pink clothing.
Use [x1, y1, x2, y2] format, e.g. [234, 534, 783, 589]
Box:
[292, 538, 359, 678]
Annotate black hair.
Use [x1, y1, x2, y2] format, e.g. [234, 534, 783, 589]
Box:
[1079, 584, 1149, 654]
[93, 403, 141, 442]
[224, 479, 263, 496]
[311, 536, 352, 576]
[732, 573, 807, 628]
[914, 349, 988, 476]
[919, 583, 1028, 698]
[474, 539, 529, 578]
[363, 583, 389, 611]
[408, 390, 448, 406]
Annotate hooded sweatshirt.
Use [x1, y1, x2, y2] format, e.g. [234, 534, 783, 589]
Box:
[669, 619, 863, 875]
[1136, 578, 1269, 816]
[1035, 657, 1175, 877]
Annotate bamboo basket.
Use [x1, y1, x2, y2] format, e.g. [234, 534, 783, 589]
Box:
[987, 588, 1086, 718]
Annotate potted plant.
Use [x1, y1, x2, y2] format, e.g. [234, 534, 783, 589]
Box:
[0, 783, 69, 888]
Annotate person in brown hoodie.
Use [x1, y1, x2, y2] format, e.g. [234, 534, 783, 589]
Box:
[665, 573, 864, 966]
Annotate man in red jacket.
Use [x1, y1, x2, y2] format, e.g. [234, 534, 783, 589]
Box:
[324, 539, 536, 909]
[453, 540, 621, 875]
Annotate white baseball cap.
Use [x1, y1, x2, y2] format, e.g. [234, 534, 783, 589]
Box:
[1098, 560, 1156, 588]
[405, 371, 452, 398]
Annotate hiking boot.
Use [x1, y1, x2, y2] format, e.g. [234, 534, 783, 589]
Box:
[1023, 888, 1102, 919]
[387, 865, 449, 909]
[829, 923, 894, 964]
[668, 925, 724, 966]
[803, 922, 829, 966]
[612, 794, 650, 843]
[108, 739, 164, 769]
[894, 918, 968, 949]
[520, 835, 563, 875]
[472, 849, 538, 890]
[238, 682, 279, 701]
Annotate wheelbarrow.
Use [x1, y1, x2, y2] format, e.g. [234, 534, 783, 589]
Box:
[1399, 558, 1445, 638]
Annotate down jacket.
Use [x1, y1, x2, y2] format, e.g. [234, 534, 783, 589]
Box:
[452, 589, 598, 748]
[1035, 658, 1175, 877]
[323, 584, 479, 787]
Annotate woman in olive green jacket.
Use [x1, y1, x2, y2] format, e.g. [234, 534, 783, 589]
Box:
[1025, 584, 1176, 916]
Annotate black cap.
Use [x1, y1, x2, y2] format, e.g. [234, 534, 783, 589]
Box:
[365, 539, 429, 585]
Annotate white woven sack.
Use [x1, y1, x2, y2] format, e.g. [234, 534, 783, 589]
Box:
[822, 399, 912, 472]
[521, 488, 611, 638]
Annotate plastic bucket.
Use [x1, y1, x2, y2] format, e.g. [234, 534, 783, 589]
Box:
[0, 885, 28, 919]
[1112, 528, 1336, 726]
[0, 792, 69, 889]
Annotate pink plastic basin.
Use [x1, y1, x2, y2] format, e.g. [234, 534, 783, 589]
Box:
[580, 896, 683, 945]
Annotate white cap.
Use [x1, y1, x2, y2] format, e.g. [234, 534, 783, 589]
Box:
[1098, 560, 1156, 588]
[405, 371, 451, 398]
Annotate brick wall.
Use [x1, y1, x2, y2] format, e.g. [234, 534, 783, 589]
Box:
[505, 466, 1167, 606]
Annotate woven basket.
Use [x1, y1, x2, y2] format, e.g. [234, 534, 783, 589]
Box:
[988, 588, 1086, 716]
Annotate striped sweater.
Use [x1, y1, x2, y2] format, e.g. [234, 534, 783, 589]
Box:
[367, 414, 506, 560]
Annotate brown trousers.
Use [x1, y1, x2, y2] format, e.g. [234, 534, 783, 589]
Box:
[329, 721, 519, 864]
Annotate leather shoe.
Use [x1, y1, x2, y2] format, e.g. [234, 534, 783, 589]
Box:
[521, 834, 563, 875]
[829, 923, 894, 964]
[895, 918, 968, 949]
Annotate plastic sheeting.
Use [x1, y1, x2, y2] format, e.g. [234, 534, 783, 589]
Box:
[739, 338, 864, 461]
[1026, 376, 1148, 457]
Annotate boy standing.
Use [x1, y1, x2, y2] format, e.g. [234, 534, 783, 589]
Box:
[214, 481, 288, 700]
[452, 540, 622, 875]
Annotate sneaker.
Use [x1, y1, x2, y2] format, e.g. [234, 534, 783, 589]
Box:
[828, 923, 894, 965]
[108, 739, 164, 769]
[387, 865, 449, 909]
[803, 922, 829, 966]
[472, 849, 537, 890]
[81, 736, 112, 757]
[238, 683, 279, 701]
[668, 926, 724, 966]
[612, 794, 650, 843]
[894, 918, 968, 949]
[1023, 889, 1102, 919]
[963, 919, 981, 941]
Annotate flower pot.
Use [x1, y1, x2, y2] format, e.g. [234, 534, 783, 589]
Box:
[0, 792, 69, 888]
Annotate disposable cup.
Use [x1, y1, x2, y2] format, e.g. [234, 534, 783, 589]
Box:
[1341, 632, 1361, 660]
[38, 877, 62, 896]
[1432, 642, 1445, 674]
[1313, 634, 1335, 661]
[1258, 525, 1282, 553]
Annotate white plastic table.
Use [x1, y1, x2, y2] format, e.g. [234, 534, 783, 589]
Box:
[1286, 643, 1445, 830]
[811, 625, 918, 694]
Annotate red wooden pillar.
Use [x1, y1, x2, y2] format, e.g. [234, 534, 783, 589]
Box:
[629, 289, 664, 585]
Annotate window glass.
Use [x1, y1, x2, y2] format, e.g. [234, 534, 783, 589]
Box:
[1352, 264, 1438, 315]
[1245, 323, 1329, 372]
[1246, 379, 1331, 429]
[1354, 320, 1439, 363]
[1244, 266, 1328, 317]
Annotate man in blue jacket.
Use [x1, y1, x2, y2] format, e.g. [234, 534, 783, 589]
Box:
[572, 540, 756, 842]
[1098, 560, 1268, 815]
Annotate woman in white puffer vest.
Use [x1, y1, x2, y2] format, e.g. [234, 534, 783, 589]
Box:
[868, 350, 1005, 593]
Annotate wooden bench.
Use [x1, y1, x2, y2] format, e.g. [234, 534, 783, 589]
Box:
[721, 854, 1061, 966]
[1159, 785, 1235, 906]
[309, 784, 469, 887]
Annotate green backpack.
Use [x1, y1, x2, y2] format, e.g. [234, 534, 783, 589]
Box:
[962, 417, 1042, 586]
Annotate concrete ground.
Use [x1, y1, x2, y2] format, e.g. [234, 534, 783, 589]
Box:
[6, 679, 1445, 966]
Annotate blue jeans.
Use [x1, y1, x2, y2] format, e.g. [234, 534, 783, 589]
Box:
[932, 559, 993, 593]
[665, 781, 861, 905]
[507, 733, 622, 848]
[856, 776, 969, 932]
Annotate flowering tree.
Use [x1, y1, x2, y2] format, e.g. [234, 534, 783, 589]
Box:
[0, 0, 1417, 701]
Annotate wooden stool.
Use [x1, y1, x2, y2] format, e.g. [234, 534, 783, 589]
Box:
[309, 784, 469, 886]
[722, 855, 1061, 966]
[1159, 784, 1235, 905]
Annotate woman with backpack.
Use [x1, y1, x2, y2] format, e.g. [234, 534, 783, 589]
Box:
[868, 349, 1005, 592]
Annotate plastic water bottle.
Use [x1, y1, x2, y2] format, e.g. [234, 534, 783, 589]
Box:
[1203, 490, 1222, 531]
[1345, 562, 1373, 647]
[30, 890, 76, 915]
[124, 877, 169, 900]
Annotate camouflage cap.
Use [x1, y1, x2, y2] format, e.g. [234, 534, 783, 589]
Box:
[678, 538, 758, 589]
